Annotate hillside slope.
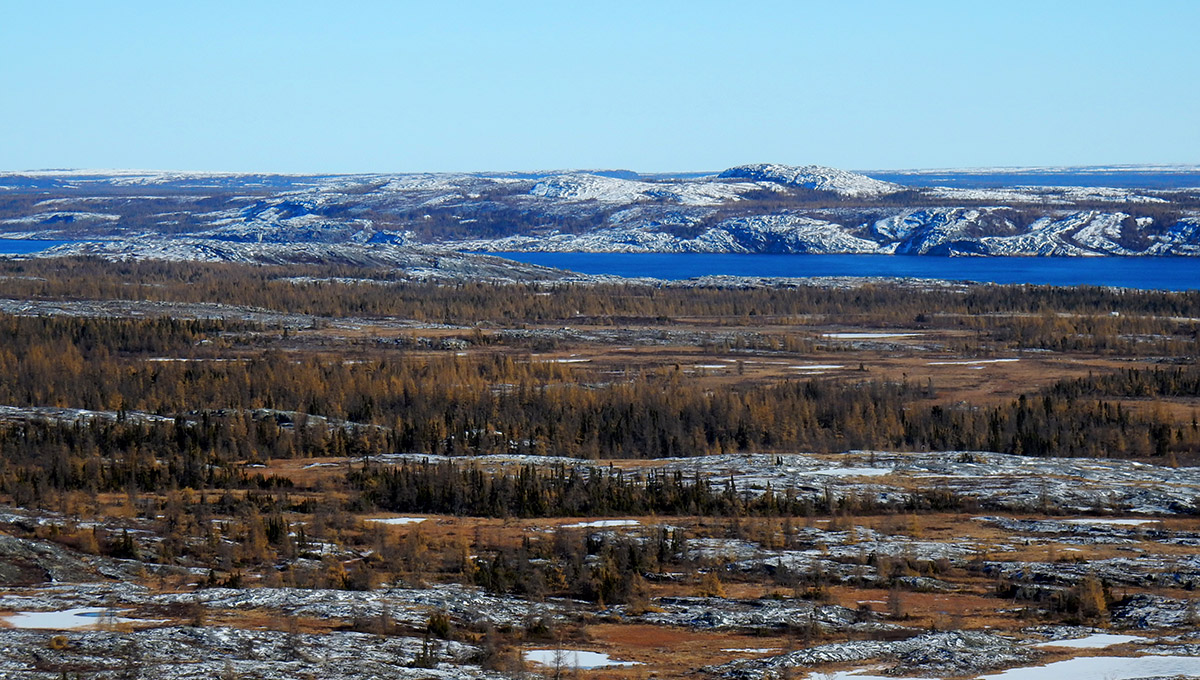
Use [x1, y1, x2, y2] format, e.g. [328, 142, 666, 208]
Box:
[2, 164, 1198, 260]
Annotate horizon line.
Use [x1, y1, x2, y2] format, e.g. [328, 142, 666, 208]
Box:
[4, 162, 1200, 177]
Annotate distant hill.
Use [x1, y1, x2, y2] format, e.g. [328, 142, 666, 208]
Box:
[867, 165, 1200, 189]
[2, 163, 1198, 262]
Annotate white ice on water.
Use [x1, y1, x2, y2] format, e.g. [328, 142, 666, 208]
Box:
[523, 649, 641, 669]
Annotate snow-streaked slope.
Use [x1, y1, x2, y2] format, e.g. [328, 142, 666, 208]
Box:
[718, 164, 903, 197]
[708, 215, 882, 253]
[36, 238, 572, 282]
[528, 173, 765, 206]
[979, 212, 1140, 256]
[1, 211, 121, 225]
[873, 208, 999, 252]
[454, 215, 883, 254]
[530, 174, 657, 203]
[924, 185, 1169, 204]
[1147, 217, 1200, 255]
[451, 208, 1180, 256]
[194, 213, 379, 244]
[2, 166, 1199, 258]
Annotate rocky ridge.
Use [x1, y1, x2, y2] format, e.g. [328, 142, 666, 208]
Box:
[2, 164, 1199, 264]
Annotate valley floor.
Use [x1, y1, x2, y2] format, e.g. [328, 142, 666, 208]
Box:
[0, 259, 1198, 678]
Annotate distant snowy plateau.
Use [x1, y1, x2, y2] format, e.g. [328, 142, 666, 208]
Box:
[2, 163, 1200, 267]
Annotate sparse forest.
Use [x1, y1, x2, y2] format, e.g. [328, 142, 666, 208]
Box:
[0, 261, 1196, 512]
[1, 257, 1199, 678]
[0, 310, 1198, 504]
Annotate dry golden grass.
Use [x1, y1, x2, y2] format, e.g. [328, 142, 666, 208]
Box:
[37, 312, 1195, 674]
[257, 315, 1175, 414]
[580, 623, 791, 675]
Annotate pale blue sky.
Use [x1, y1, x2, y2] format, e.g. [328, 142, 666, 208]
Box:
[2, 1, 1197, 173]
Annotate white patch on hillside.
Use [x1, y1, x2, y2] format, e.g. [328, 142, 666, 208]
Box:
[718, 163, 903, 197]
[529, 173, 757, 205]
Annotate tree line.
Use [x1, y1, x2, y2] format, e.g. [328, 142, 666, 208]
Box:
[4, 258, 1200, 328]
[0, 348, 1197, 508]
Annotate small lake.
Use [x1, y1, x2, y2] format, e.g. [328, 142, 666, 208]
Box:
[492, 253, 1200, 291]
[0, 239, 73, 254]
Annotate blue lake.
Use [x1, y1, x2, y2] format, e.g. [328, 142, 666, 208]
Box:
[493, 252, 1200, 292]
[0, 240, 73, 254]
[4, 239, 1198, 291]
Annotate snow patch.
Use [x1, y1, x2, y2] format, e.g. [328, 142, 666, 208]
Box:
[718, 164, 903, 198]
[823, 332, 920, 339]
[816, 467, 892, 477]
[561, 520, 641, 529]
[928, 358, 1019, 366]
[363, 517, 428, 526]
[523, 649, 641, 669]
[1034, 634, 1146, 649]
[979, 655, 1200, 680]
[3, 608, 141, 630]
[1057, 518, 1156, 527]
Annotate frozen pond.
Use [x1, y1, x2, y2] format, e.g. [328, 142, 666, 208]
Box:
[363, 517, 427, 525]
[815, 466, 892, 477]
[523, 649, 641, 669]
[823, 332, 920, 339]
[3, 608, 139, 629]
[928, 358, 1020, 365]
[979, 654, 1200, 680]
[561, 519, 641, 529]
[1034, 634, 1146, 649]
[1058, 518, 1157, 527]
[825, 655, 1200, 680]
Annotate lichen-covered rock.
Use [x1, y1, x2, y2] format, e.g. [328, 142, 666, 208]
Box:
[709, 631, 1034, 679]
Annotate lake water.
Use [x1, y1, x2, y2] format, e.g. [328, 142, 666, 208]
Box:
[4, 240, 1198, 291]
[0, 239, 73, 254]
[494, 253, 1200, 291]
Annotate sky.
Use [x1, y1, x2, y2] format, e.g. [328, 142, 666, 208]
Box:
[1, 0, 1197, 174]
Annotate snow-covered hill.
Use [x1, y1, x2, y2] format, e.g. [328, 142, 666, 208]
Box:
[528, 173, 762, 205]
[2, 164, 1199, 260]
[718, 163, 904, 198]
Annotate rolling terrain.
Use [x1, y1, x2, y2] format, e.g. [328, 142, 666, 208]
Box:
[0, 258, 1197, 678]
[2, 164, 1200, 267]
[2, 166, 1200, 678]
